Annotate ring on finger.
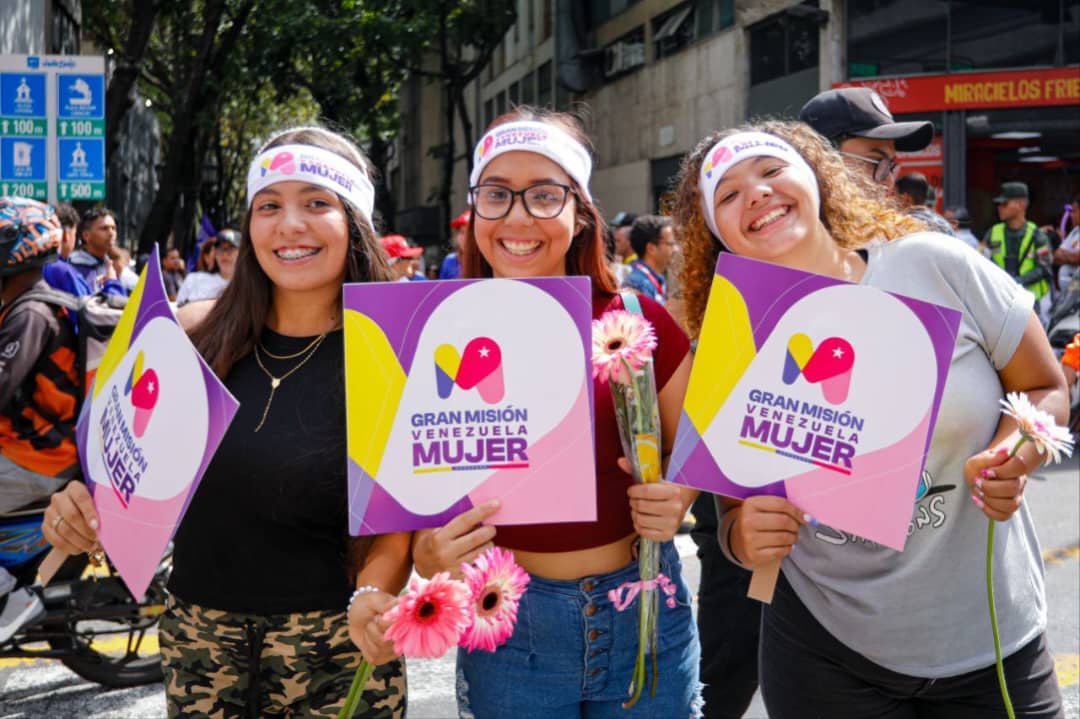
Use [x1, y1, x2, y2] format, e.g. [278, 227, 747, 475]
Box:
[52, 514, 64, 532]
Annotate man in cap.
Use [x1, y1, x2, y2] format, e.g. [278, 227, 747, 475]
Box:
[381, 234, 424, 282]
[799, 87, 934, 189]
[439, 210, 470, 280]
[983, 182, 1053, 318]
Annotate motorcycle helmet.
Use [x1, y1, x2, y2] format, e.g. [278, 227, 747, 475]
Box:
[0, 196, 62, 277]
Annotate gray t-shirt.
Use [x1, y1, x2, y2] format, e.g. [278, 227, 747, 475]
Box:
[783, 231, 1042, 678]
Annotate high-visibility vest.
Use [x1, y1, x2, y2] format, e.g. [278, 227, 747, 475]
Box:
[990, 221, 1048, 299]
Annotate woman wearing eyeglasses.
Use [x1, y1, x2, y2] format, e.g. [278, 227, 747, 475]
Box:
[411, 107, 702, 718]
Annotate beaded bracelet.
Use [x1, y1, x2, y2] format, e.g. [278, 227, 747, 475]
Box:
[348, 585, 382, 614]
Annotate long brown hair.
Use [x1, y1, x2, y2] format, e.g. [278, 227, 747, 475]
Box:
[189, 126, 393, 378]
[461, 106, 617, 299]
[673, 120, 926, 339]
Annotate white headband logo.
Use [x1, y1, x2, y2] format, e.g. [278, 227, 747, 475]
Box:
[246, 144, 375, 226]
[469, 121, 593, 201]
[698, 132, 819, 244]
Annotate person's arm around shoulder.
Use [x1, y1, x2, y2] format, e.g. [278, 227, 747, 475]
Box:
[348, 532, 413, 666]
[964, 314, 1069, 521]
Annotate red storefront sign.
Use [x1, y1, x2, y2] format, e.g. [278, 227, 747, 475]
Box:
[835, 67, 1080, 114]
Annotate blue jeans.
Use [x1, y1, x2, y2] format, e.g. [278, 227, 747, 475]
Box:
[456, 540, 702, 719]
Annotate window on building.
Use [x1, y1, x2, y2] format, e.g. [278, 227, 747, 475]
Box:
[542, 0, 553, 40]
[484, 99, 495, 127]
[537, 61, 553, 107]
[509, 81, 520, 106]
[653, 3, 695, 61]
[496, 90, 507, 115]
[847, 0, 1078, 77]
[603, 26, 646, 80]
[495, 40, 506, 75]
[514, 0, 521, 43]
[521, 72, 535, 105]
[695, 0, 735, 40]
[749, 2, 821, 86]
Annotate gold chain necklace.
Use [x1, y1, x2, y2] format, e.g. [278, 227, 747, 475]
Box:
[257, 333, 325, 360]
[252, 333, 328, 432]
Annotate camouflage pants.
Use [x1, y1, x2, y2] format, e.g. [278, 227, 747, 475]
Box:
[160, 594, 406, 718]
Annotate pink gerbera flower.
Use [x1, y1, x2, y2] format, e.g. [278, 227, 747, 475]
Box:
[382, 572, 473, 658]
[459, 547, 530, 653]
[999, 391, 1074, 463]
[591, 309, 657, 385]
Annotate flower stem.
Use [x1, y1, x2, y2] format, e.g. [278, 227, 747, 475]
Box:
[986, 519, 1015, 719]
[337, 660, 375, 719]
[985, 435, 1026, 719]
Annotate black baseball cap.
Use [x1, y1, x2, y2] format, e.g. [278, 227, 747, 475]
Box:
[798, 87, 934, 153]
[992, 182, 1028, 204]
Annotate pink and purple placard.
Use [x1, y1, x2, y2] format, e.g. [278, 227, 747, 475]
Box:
[343, 277, 595, 535]
[76, 246, 238, 599]
[667, 254, 961, 551]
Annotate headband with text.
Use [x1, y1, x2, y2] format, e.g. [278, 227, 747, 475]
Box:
[247, 144, 375, 226]
[698, 132, 819, 243]
[470, 121, 593, 202]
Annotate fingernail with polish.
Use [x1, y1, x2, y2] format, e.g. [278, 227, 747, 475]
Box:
[803, 513, 819, 527]
[971, 494, 985, 509]
[89, 518, 98, 530]
[979, 468, 989, 478]
[975, 478, 983, 491]
[985, 470, 996, 479]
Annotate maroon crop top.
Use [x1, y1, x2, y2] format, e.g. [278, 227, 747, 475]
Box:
[495, 293, 690, 552]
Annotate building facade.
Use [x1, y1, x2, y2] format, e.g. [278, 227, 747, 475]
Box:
[395, 0, 1078, 240]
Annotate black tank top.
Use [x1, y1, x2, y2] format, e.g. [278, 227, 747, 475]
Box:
[169, 329, 352, 614]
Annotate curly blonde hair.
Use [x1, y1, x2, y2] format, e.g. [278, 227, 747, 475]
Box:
[672, 120, 926, 339]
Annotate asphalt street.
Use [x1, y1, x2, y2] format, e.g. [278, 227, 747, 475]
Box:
[1, 458, 1077, 718]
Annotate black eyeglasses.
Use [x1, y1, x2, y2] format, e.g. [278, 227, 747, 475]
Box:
[469, 183, 575, 221]
[839, 152, 899, 183]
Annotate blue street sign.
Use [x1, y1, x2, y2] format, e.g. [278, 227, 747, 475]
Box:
[1, 73, 46, 117]
[1, 137, 46, 181]
[57, 138, 104, 181]
[57, 73, 104, 119]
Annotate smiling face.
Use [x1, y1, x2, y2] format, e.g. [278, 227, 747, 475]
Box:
[248, 181, 349, 295]
[473, 151, 577, 279]
[710, 155, 827, 267]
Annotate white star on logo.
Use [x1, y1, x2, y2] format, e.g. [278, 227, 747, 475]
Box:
[832, 347, 844, 359]
[478, 346, 490, 358]
[147, 381, 155, 394]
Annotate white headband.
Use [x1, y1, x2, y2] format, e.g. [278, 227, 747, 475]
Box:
[246, 144, 375, 225]
[469, 121, 593, 201]
[698, 132, 819, 244]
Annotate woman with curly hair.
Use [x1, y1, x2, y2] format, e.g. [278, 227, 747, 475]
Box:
[673, 120, 1067, 718]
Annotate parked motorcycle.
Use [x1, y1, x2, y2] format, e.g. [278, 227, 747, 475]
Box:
[0, 499, 168, 687]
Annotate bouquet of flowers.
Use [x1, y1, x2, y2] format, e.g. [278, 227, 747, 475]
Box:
[986, 393, 1073, 719]
[338, 547, 529, 718]
[592, 307, 675, 709]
